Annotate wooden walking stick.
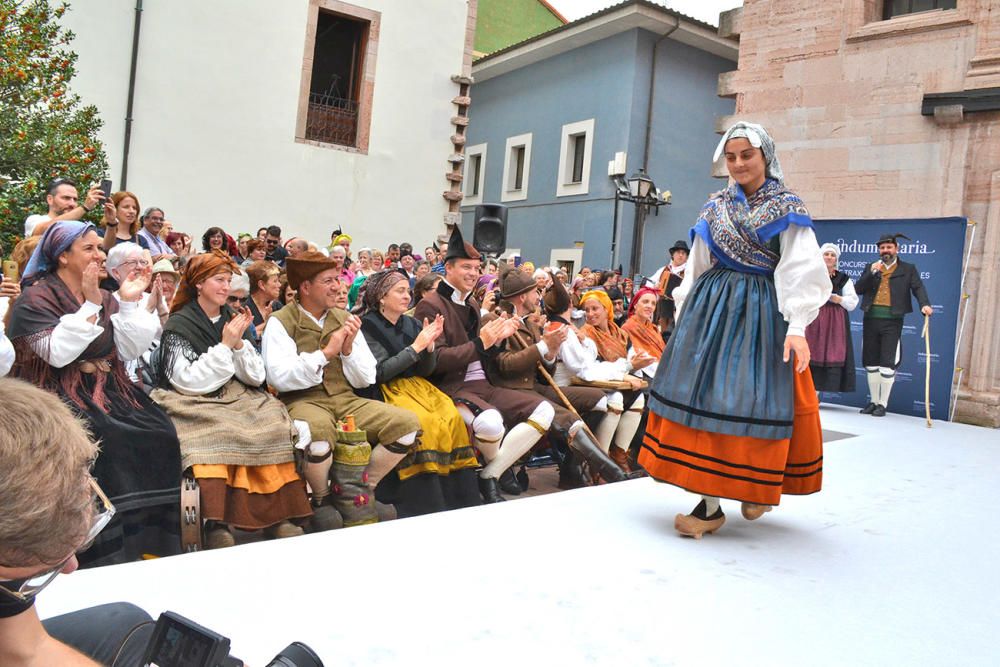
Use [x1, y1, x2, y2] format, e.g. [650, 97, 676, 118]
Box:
[922, 314, 932, 428]
[510, 328, 603, 444]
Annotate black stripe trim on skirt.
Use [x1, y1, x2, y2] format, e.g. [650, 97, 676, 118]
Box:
[651, 390, 794, 428]
[644, 431, 785, 476]
[781, 467, 824, 479]
[785, 455, 824, 468]
[639, 443, 783, 487]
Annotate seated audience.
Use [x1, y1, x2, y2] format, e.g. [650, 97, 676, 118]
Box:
[355, 270, 480, 517]
[576, 289, 656, 472]
[7, 221, 181, 566]
[137, 207, 174, 256]
[150, 251, 312, 548]
[246, 260, 282, 342]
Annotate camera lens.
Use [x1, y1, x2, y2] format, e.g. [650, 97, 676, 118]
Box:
[265, 641, 324, 667]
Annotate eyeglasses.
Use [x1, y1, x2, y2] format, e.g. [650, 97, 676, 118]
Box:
[120, 259, 151, 269]
[226, 296, 242, 304]
[0, 478, 115, 602]
[145, 216, 164, 222]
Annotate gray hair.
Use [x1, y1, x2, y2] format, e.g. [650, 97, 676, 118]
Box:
[106, 241, 146, 279]
[141, 206, 164, 221]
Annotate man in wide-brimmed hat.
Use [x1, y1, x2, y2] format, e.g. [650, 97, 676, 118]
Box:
[414, 226, 556, 503]
[262, 251, 420, 518]
[488, 267, 633, 490]
[854, 232, 932, 417]
[646, 239, 689, 337]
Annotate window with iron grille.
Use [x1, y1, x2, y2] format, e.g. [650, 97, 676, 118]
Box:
[883, 0, 957, 20]
[305, 10, 369, 147]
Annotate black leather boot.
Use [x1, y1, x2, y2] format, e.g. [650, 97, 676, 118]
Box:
[498, 468, 522, 495]
[557, 450, 590, 490]
[478, 475, 505, 503]
[570, 428, 626, 483]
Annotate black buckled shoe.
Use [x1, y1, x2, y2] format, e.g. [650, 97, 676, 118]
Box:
[860, 402, 877, 414]
[871, 404, 886, 417]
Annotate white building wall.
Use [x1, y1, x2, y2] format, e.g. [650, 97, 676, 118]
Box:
[62, 0, 469, 250]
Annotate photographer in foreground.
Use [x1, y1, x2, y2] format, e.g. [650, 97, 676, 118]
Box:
[0, 377, 153, 666]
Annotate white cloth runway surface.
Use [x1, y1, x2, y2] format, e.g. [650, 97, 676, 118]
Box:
[38, 405, 1000, 666]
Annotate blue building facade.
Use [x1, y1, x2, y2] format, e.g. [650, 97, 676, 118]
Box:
[460, 4, 736, 278]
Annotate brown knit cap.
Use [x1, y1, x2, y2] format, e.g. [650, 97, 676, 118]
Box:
[286, 250, 338, 290]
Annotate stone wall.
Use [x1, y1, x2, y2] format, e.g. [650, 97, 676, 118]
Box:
[719, 0, 1000, 426]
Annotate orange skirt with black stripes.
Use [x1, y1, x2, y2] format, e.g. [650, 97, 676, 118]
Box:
[638, 368, 823, 505]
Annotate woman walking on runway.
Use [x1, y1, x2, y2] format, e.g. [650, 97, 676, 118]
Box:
[638, 122, 831, 538]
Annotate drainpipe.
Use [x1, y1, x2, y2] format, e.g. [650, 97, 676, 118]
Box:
[630, 18, 679, 276]
[120, 0, 143, 190]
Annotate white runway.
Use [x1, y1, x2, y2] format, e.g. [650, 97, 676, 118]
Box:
[38, 405, 1000, 666]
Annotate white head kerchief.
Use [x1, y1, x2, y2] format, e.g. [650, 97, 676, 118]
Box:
[713, 121, 784, 183]
[819, 242, 841, 267]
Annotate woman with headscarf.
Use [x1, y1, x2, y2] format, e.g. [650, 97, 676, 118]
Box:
[151, 250, 312, 548]
[355, 270, 481, 517]
[621, 287, 664, 368]
[575, 289, 655, 471]
[7, 220, 182, 565]
[637, 121, 830, 538]
[805, 243, 858, 393]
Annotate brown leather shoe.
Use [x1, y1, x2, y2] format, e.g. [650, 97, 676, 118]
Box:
[740, 502, 772, 521]
[609, 446, 632, 473]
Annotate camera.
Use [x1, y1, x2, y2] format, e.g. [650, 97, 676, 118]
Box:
[141, 611, 324, 667]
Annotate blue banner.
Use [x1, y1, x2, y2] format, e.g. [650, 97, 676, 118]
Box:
[813, 217, 966, 421]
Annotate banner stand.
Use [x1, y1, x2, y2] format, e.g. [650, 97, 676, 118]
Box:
[950, 221, 977, 421]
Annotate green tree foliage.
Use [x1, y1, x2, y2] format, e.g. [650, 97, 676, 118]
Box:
[0, 0, 109, 253]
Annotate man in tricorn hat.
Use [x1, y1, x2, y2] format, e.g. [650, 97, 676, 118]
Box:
[488, 266, 632, 488]
[262, 251, 421, 514]
[414, 226, 555, 503]
[854, 232, 932, 416]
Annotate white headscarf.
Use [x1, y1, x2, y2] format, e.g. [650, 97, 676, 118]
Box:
[713, 121, 784, 183]
[819, 242, 840, 267]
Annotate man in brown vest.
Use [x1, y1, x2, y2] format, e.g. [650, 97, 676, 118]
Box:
[854, 232, 932, 416]
[414, 226, 555, 503]
[262, 251, 420, 513]
[488, 266, 632, 488]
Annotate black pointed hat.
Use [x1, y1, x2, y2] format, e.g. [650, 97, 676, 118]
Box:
[444, 225, 481, 262]
[543, 270, 571, 316]
[876, 232, 910, 246]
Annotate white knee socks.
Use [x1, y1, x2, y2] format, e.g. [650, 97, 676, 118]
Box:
[367, 431, 418, 489]
[304, 441, 332, 503]
[878, 367, 895, 408]
[481, 402, 553, 479]
[614, 394, 645, 451]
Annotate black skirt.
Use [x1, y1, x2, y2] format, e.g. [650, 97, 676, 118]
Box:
[73, 378, 182, 568]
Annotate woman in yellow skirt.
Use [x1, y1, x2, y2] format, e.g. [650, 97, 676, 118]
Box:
[355, 270, 481, 517]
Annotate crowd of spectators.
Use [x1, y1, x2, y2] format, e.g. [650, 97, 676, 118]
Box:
[1, 177, 676, 565]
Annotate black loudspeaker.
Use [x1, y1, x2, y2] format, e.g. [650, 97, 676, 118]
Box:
[473, 203, 507, 256]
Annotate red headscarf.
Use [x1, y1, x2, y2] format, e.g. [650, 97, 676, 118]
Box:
[622, 287, 664, 359]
